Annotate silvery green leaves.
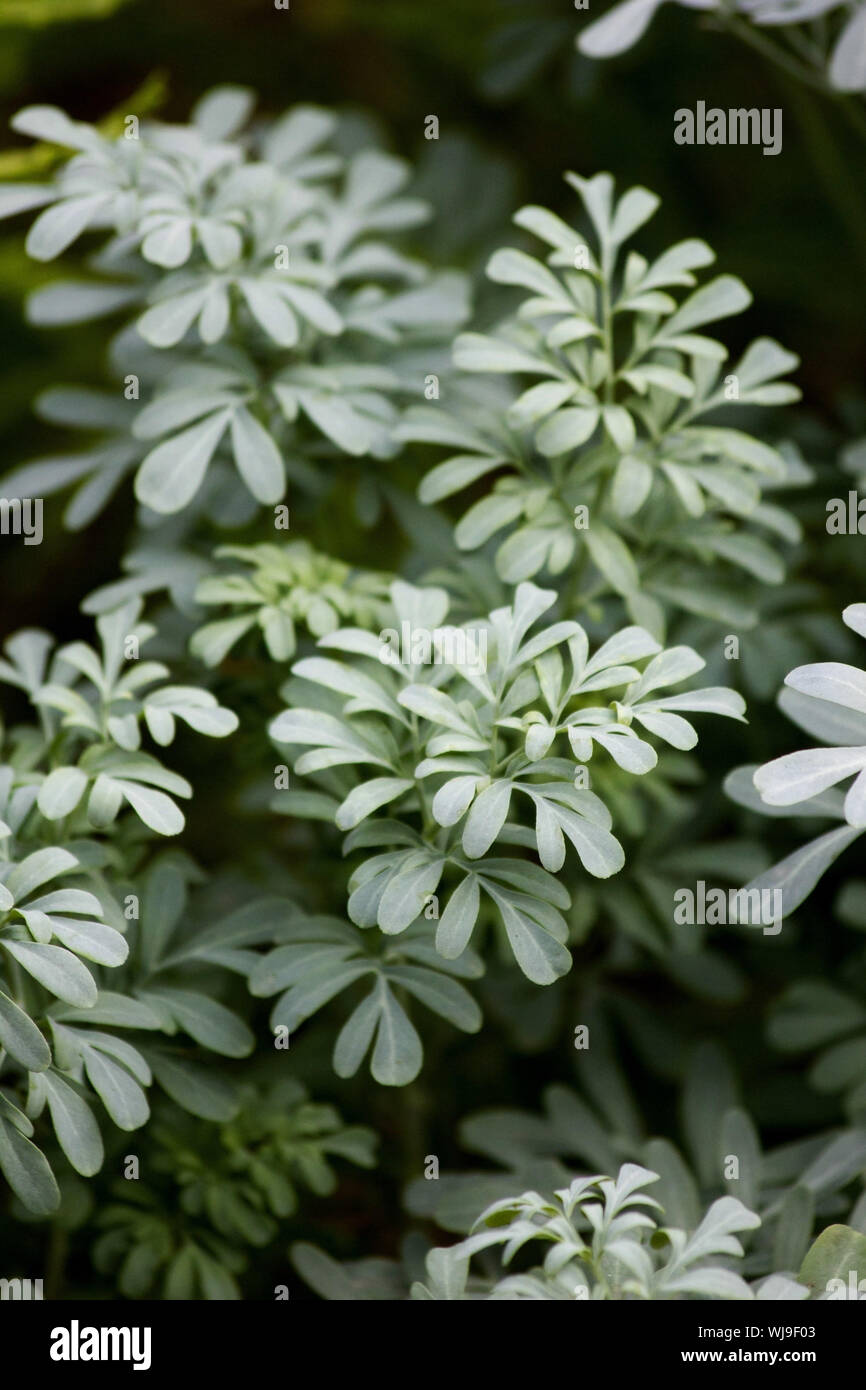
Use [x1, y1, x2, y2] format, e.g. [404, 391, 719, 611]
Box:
[64, 854, 258, 1123]
[727, 604, 866, 916]
[0, 845, 271, 1212]
[577, 0, 681, 60]
[500, 622, 745, 768]
[754, 605, 866, 822]
[0, 848, 118, 1023]
[3, 95, 305, 272]
[2, 105, 135, 262]
[830, 3, 866, 90]
[191, 540, 391, 668]
[3, 90, 468, 520]
[0, 846, 127, 1209]
[131, 376, 284, 515]
[404, 173, 800, 632]
[403, 1041, 866, 1276]
[129, 359, 408, 515]
[0, 387, 142, 532]
[577, 0, 866, 95]
[0, 600, 238, 837]
[270, 579, 744, 988]
[248, 916, 482, 1086]
[414, 1164, 777, 1300]
[348, 845, 573, 987]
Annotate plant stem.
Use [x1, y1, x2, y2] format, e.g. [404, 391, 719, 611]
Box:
[722, 14, 866, 142]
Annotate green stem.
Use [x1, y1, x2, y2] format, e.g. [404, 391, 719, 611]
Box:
[407, 712, 442, 846]
[722, 14, 866, 142]
[723, 15, 827, 92]
[600, 273, 614, 406]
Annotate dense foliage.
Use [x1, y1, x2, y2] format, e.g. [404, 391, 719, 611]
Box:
[0, 0, 864, 1302]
